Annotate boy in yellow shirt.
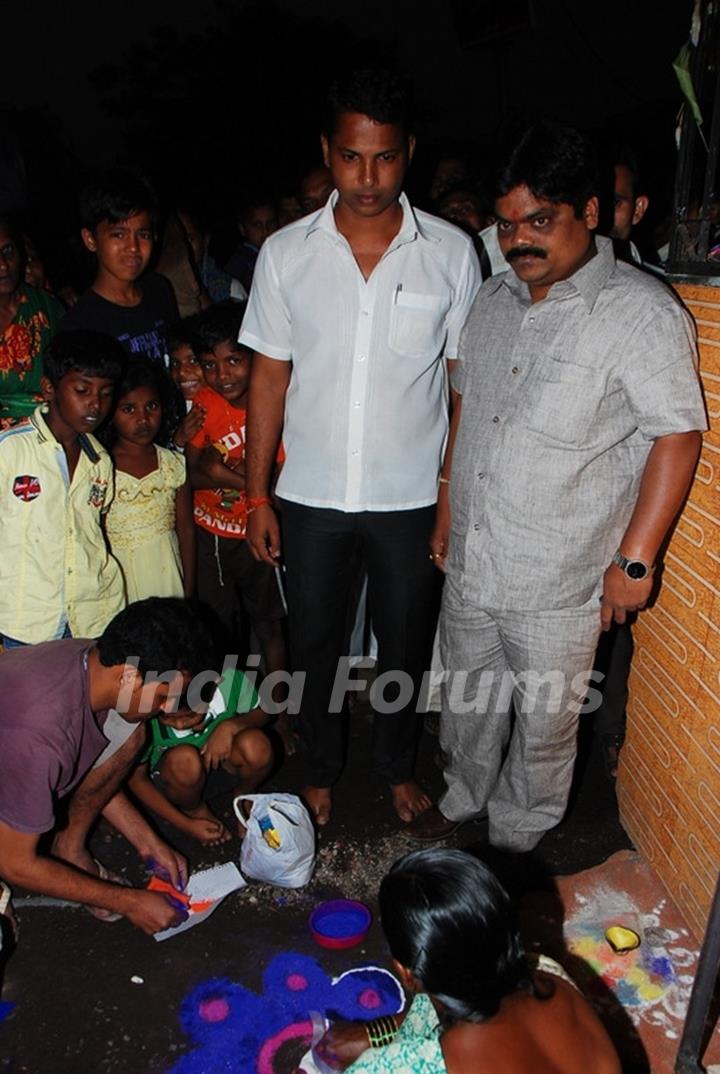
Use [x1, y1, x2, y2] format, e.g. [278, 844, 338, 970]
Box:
[0, 330, 126, 646]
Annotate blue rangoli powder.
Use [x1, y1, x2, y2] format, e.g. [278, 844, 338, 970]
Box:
[317, 909, 367, 938]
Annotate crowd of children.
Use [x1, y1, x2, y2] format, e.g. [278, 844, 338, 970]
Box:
[0, 167, 300, 848]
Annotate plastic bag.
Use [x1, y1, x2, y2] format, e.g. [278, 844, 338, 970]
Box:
[235, 793, 316, 889]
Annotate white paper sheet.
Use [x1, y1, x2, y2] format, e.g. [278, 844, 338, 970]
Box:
[153, 862, 246, 941]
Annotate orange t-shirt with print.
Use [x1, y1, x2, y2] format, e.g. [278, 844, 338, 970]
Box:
[189, 386, 250, 539]
[189, 386, 283, 540]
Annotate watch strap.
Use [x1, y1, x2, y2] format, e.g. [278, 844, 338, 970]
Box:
[612, 550, 654, 580]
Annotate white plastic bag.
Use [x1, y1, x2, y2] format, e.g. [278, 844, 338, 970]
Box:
[235, 793, 316, 889]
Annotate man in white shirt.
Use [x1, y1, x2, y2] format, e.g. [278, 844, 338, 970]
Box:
[241, 66, 480, 827]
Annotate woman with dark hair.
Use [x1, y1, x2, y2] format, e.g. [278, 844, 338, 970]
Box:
[0, 215, 64, 427]
[312, 849, 620, 1074]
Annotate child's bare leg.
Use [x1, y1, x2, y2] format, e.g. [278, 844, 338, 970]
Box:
[261, 627, 286, 677]
[225, 729, 274, 836]
[158, 746, 231, 846]
[261, 624, 296, 755]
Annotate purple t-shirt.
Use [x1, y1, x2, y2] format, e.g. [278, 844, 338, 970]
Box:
[0, 639, 110, 833]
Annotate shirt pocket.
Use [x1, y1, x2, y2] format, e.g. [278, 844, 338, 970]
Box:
[523, 355, 605, 445]
[389, 290, 449, 360]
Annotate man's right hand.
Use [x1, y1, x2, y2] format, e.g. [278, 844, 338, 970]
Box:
[122, 889, 186, 935]
[247, 502, 282, 564]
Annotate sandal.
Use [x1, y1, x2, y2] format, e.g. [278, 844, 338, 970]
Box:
[404, 805, 464, 842]
[84, 859, 130, 923]
[0, 881, 18, 940]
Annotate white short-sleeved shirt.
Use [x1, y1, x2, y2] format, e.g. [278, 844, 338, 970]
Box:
[240, 192, 481, 512]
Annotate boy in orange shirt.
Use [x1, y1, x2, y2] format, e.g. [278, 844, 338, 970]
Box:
[186, 303, 288, 729]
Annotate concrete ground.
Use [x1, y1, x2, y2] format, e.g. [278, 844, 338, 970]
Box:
[3, 702, 704, 1074]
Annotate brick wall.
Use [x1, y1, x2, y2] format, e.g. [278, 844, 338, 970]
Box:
[618, 281, 720, 942]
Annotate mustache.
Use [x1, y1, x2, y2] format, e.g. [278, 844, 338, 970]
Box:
[506, 246, 547, 261]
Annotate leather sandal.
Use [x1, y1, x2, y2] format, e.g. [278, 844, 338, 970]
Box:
[404, 804, 463, 842]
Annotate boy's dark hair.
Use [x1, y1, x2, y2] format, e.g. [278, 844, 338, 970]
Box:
[496, 123, 600, 219]
[166, 315, 199, 355]
[191, 300, 247, 357]
[97, 597, 215, 680]
[236, 195, 276, 223]
[612, 142, 644, 197]
[325, 66, 414, 138]
[101, 357, 179, 448]
[80, 170, 158, 232]
[379, 849, 541, 1027]
[43, 331, 125, 388]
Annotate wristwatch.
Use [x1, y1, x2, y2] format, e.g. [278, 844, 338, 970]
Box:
[612, 550, 654, 581]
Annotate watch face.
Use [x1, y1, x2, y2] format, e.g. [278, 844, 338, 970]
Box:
[626, 560, 648, 580]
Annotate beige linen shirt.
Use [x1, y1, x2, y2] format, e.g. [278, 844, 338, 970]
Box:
[449, 236, 707, 610]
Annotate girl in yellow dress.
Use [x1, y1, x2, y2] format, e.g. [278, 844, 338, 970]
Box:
[104, 360, 195, 603]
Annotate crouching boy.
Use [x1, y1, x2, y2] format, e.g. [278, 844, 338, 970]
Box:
[129, 668, 273, 845]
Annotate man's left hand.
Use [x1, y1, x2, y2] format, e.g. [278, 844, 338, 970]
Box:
[143, 840, 188, 891]
[600, 563, 653, 631]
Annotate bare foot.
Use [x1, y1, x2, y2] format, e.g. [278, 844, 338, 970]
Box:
[51, 837, 129, 922]
[184, 803, 232, 845]
[51, 832, 97, 875]
[302, 785, 332, 827]
[391, 780, 432, 823]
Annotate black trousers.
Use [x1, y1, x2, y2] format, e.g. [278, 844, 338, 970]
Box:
[280, 500, 439, 786]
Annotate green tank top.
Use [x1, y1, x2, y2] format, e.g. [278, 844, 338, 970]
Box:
[144, 668, 259, 770]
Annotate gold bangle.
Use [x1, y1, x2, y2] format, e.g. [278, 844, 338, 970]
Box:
[366, 1015, 399, 1048]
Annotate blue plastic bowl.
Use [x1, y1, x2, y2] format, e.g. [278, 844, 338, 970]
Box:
[309, 899, 372, 950]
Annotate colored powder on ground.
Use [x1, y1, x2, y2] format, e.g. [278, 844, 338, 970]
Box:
[316, 910, 366, 938]
[0, 1002, 15, 1023]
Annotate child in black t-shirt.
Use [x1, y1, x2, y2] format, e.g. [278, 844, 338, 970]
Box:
[60, 171, 178, 363]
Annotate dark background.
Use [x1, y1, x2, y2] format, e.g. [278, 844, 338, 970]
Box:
[2, 0, 694, 269]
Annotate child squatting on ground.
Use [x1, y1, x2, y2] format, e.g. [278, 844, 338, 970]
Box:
[128, 667, 273, 846]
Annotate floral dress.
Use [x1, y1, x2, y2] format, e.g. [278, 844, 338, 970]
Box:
[0, 284, 64, 428]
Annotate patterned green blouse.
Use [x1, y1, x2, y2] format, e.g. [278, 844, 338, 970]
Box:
[346, 956, 577, 1074]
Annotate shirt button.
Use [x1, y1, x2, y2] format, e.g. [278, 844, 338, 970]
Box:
[492, 416, 499, 424]
[511, 367, 519, 375]
[473, 524, 480, 531]
[529, 316, 535, 323]
[353, 401, 361, 408]
[361, 310, 369, 317]
[352, 450, 359, 456]
[357, 355, 366, 362]
[477, 472, 485, 479]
